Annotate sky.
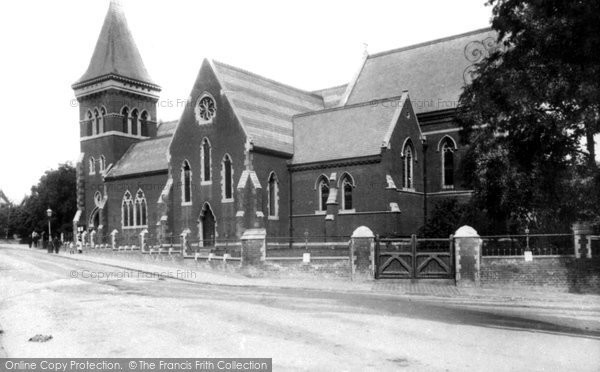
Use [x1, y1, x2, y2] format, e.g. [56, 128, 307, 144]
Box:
[0, 0, 494, 202]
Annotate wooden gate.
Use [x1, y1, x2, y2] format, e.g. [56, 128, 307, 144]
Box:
[375, 235, 454, 279]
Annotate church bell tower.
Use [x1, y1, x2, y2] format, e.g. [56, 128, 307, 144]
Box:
[71, 0, 161, 233]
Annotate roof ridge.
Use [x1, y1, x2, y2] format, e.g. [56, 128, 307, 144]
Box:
[157, 119, 178, 127]
[294, 93, 408, 119]
[368, 27, 493, 59]
[311, 84, 348, 94]
[212, 59, 324, 101]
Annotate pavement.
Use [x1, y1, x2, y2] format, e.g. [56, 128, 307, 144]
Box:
[6, 243, 600, 308]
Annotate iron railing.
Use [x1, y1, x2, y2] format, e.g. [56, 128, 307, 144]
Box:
[479, 233, 573, 256]
[265, 236, 350, 258]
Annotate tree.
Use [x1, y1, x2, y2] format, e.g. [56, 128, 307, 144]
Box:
[457, 0, 600, 232]
[11, 163, 77, 240]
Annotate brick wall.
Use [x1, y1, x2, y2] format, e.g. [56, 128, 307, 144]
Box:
[263, 259, 351, 278]
[481, 256, 600, 293]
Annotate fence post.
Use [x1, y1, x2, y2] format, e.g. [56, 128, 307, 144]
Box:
[453, 226, 482, 287]
[180, 229, 190, 255]
[111, 229, 118, 250]
[374, 235, 380, 279]
[81, 231, 88, 248]
[90, 230, 96, 249]
[140, 229, 148, 252]
[449, 234, 454, 277]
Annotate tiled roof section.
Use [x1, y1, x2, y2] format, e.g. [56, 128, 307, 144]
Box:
[74, 0, 156, 87]
[212, 60, 325, 154]
[292, 97, 401, 164]
[156, 120, 178, 137]
[313, 84, 348, 108]
[106, 136, 170, 178]
[346, 28, 496, 113]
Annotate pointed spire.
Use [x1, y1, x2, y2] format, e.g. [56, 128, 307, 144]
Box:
[73, 0, 158, 88]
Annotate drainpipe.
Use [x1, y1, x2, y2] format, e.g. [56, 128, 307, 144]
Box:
[421, 135, 428, 231]
[288, 166, 293, 249]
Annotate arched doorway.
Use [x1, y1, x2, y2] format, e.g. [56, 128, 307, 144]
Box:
[199, 203, 216, 247]
[89, 207, 100, 230]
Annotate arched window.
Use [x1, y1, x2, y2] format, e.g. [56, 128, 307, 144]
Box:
[99, 155, 106, 173]
[122, 191, 134, 227]
[131, 109, 139, 136]
[86, 111, 93, 136]
[340, 173, 355, 211]
[222, 154, 233, 201]
[121, 107, 129, 133]
[134, 189, 147, 226]
[181, 160, 192, 204]
[201, 138, 211, 183]
[99, 107, 106, 133]
[441, 138, 455, 189]
[402, 140, 414, 190]
[140, 110, 149, 137]
[93, 108, 100, 135]
[317, 176, 329, 212]
[89, 157, 95, 175]
[267, 172, 278, 218]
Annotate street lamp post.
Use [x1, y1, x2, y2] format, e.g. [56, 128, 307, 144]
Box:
[46, 207, 53, 240]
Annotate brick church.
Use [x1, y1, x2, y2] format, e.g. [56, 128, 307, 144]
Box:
[73, 1, 497, 245]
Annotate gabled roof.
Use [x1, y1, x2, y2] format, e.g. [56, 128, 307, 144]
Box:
[212, 60, 325, 155]
[106, 120, 177, 178]
[73, 0, 157, 88]
[292, 93, 410, 164]
[345, 28, 496, 113]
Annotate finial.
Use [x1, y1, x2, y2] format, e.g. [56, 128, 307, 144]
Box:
[244, 139, 254, 170]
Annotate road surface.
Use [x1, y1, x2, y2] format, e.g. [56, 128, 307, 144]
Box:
[1, 245, 599, 371]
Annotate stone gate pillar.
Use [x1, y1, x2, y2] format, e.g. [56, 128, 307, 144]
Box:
[572, 222, 593, 258]
[350, 226, 375, 279]
[454, 225, 482, 286]
[241, 228, 266, 266]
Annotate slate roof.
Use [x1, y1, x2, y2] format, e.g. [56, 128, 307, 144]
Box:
[292, 94, 407, 164]
[106, 120, 177, 178]
[156, 120, 177, 137]
[345, 28, 496, 113]
[212, 61, 325, 155]
[313, 84, 348, 108]
[73, 0, 157, 88]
